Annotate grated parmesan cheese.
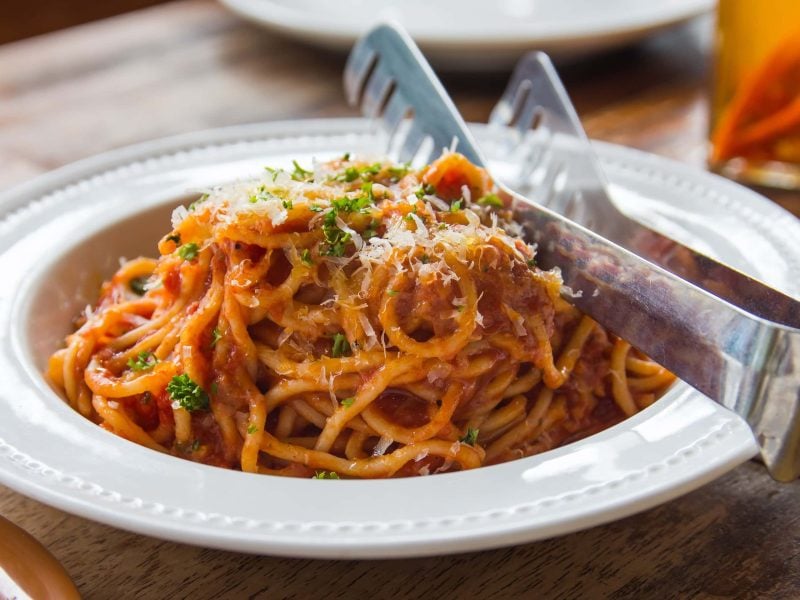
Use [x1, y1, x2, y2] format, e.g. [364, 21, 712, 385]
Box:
[373, 436, 393, 457]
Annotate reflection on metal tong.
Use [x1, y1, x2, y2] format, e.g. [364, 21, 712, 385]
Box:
[344, 23, 800, 481]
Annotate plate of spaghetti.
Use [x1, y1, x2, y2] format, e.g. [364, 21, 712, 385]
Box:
[1, 119, 796, 558]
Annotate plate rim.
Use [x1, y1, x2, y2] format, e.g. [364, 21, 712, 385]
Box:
[1, 117, 784, 559]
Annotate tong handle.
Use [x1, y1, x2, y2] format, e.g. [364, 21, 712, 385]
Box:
[345, 23, 800, 481]
[489, 52, 800, 330]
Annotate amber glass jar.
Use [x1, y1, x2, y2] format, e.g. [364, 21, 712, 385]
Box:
[710, 0, 800, 189]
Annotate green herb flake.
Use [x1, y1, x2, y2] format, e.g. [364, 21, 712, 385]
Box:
[178, 243, 199, 261]
[166, 374, 209, 412]
[450, 199, 463, 212]
[331, 195, 372, 214]
[291, 160, 314, 182]
[166, 233, 181, 244]
[361, 181, 374, 202]
[250, 188, 282, 204]
[420, 254, 430, 264]
[300, 248, 313, 266]
[387, 163, 410, 182]
[210, 327, 222, 348]
[331, 333, 352, 358]
[282, 199, 293, 210]
[363, 219, 380, 239]
[188, 194, 208, 211]
[387, 289, 398, 297]
[264, 166, 280, 182]
[191, 439, 201, 452]
[129, 276, 149, 296]
[342, 152, 351, 161]
[459, 427, 479, 446]
[309, 204, 324, 213]
[362, 163, 381, 178]
[321, 211, 352, 257]
[477, 193, 503, 207]
[337, 163, 381, 183]
[526, 258, 536, 268]
[247, 424, 259, 434]
[339, 166, 360, 182]
[340, 397, 355, 408]
[127, 351, 158, 372]
[312, 471, 340, 479]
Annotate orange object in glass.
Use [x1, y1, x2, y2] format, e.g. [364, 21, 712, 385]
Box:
[710, 0, 800, 189]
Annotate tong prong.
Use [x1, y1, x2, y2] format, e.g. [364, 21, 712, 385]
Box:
[343, 23, 485, 167]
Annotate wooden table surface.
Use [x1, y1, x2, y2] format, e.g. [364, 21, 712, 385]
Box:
[1, 2, 798, 598]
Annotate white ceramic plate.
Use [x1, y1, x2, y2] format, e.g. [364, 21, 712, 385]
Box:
[2, 118, 797, 559]
[218, 0, 715, 68]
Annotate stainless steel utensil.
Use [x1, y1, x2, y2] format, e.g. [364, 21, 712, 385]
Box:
[343, 23, 800, 481]
[489, 51, 800, 329]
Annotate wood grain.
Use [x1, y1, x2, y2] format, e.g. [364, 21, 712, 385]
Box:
[0, 2, 798, 598]
[0, 0, 175, 45]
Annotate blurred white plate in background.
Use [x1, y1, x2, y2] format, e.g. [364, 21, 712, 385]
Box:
[218, 0, 715, 68]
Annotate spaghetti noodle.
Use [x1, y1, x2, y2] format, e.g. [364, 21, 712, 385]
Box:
[48, 152, 674, 478]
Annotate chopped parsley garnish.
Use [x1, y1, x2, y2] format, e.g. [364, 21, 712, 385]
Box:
[309, 204, 324, 212]
[166, 233, 181, 244]
[191, 439, 201, 451]
[363, 219, 380, 239]
[415, 183, 436, 198]
[331, 333, 351, 358]
[420, 254, 430, 264]
[342, 152, 350, 161]
[361, 181, 374, 202]
[387, 163, 411, 181]
[300, 248, 313, 266]
[178, 243, 199, 261]
[312, 471, 340, 479]
[249, 188, 277, 204]
[129, 276, 148, 296]
[387, 289, 398, 296]
[167, 374, 209, 412]
[526, 258, 536, 268]
[246, 424, 259, 434]
[210, 327, 222, 348]
[336, 163, 381, 183]
[339, 166, 360, 182]
[330, 195, 372, 214]
[321, 210, 352, 257]
[127, 351, 158, 371]
[264, 166, 280, 182]
[477, 193, 503, 207]
[340, 397, 355, 408]
[188, 194, 208, 211]
[291, 160, 313, 182]
[450, 199, 463, 212]
[282, 199, 293, 210]
[459, 428, 479, 445]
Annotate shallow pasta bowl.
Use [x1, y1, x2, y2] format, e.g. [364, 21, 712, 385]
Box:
[1, 118, 796, 558]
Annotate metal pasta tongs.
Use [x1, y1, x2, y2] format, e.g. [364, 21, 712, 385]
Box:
[344, 24, 800, 481]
